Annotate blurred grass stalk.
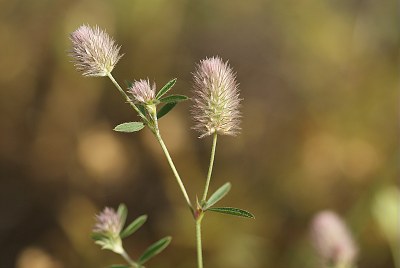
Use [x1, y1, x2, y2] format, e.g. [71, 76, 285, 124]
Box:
[371, 185, 400, 268]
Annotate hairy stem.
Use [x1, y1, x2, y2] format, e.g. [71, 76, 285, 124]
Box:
[155, 131, 193, 211]
[202, 133, 218, 202]
[121, 250, 140, 268]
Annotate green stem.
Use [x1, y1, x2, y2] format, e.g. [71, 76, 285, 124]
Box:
[202, 133, 218, 202]
[195, 218, 204, 268]
[155, 131, 192, 210]
[106, 72, 148, 123]
[121, 250, 140, 268]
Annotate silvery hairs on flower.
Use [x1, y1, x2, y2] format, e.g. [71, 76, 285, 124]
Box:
[310, 211, 358, 267]
[128, 79, 156, 104]
[69, 25, 123, 77]
[191, 56, 241, 138]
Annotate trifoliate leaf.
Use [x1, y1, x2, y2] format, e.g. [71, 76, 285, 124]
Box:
[120, 215, 148, 239]
[207, 207, 255, 219]
[203, 182, 231, 210]
[138, 236, 172, 264]
[114, 122, 145, 133]
[156, 78, 177, 99]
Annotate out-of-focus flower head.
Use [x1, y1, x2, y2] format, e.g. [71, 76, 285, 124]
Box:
[310, 210, 358, 268]
[69, 25, 122, 77]
[92, 207, 124, 254]
[128, 79, 156, 104]
[191, 56, 241, 138]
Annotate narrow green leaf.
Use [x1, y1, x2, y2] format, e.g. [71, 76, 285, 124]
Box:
[120, 215, 148, 239]
[207, 207, 255, 219]
[117, 203, 128, 228]
[156, 78, 177, 99]
[159, 95, 189, 103]
[109, 265, 130, 268]
[91, 232, 108, 241]
[203, 182, 231, 210]
[124, 80, 133, 88]
[138, 236, 172, 264]
[114, 122, 145, 133]
[137, 104, 147, 118]
[157, 102, 177, 119]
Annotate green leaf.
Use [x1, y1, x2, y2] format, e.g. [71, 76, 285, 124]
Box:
[137, 104, 147, 118]
[159, 94, 189, 103]
[156, 78, 177, 99]
[109, 265, 130, 268]
[207, 207, 255, 219]
[203, 182, 231, 210]
[120, 215, 148, 239]
[124, 80, 133, 88]
[91, 232, 108, 241]
[117, 203, 128, 228]
[138, 236, 172, 264]
[157, 102, 177, 119]
[114, 122, 145, 133]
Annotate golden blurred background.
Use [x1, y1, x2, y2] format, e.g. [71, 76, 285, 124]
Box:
[0, 0, 398, 267]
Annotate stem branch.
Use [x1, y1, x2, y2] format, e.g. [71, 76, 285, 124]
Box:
[155, 131, 192, 211]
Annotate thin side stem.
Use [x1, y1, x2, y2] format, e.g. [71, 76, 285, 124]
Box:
[121, 250, 140, 268]
[195, 219, 204, 268]
[155, 131, 192, 210]
[106, 72, 148, 123]
[202, 133, 218, 201]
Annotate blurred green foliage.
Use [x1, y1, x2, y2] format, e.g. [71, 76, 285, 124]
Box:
[0, 0, 398, 267]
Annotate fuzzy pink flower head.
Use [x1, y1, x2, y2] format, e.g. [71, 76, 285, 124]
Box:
[128, 79, 156, 104]
[191, 56, 241, 138]
[93, 207, 123, 236]
[69, 25, 122, 77]
[310, 211, 358, 267]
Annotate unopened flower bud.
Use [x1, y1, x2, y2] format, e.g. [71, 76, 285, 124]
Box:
[191, 57, 241, 138]
[310, 211, 358, 268]
[128, 79, 156, 104]
[93, 207, 124, 254]
[69, 25, 122, 77]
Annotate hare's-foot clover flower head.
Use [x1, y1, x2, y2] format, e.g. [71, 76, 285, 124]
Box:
[92, 207, 124, 254]
[128, 79, 157, 104]
[310, 211, 358, 268]
[191, 56, 241, 138]
[69, 25, 122, 77]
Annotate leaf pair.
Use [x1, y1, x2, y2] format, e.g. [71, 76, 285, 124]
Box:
[203, 183, 255, 219]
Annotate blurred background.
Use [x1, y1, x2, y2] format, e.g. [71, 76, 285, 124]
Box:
[0, 0, 398, 267]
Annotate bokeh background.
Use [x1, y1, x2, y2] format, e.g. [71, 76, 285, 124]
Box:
[0, 0, 398, 267]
